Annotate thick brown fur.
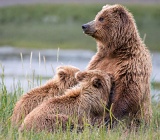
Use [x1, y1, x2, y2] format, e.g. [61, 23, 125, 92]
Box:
[82, 4, 152, 126]
[19, 70, 113, 132]
[11, 65, 79, 127]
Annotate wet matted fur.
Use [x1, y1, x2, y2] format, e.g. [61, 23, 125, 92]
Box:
[82, 4, 152, 126]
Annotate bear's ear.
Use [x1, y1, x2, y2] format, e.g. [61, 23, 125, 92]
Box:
[75, 71, 87, 82]
[57, 67, 67, 80]
[114, 5, 128, 25]
[119, 10, 128, 25]
[92, 78, 102, 88]
[102, 4, 110, 9]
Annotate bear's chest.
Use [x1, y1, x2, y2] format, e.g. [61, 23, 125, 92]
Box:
[91, 56, 118, 75]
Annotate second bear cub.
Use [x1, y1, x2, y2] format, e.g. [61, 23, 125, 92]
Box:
[19, 70, 113, 132]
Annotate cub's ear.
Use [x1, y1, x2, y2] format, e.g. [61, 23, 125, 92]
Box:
[57, 67, 66, 80]
[93, 78, 102, 88]
[75, 71, 87, 81]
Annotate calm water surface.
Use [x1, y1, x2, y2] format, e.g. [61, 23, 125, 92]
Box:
[0, 46, 159, 98]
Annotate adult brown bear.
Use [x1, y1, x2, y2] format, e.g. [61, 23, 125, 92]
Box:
[82, 4, 152, 126]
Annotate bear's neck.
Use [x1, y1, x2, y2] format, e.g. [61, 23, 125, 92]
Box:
[96, 30, 143, 59]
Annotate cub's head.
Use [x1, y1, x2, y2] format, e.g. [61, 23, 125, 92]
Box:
[55, 65, 80, 88]
[82, 4, 135, 47]
[75, 70, 113, 104]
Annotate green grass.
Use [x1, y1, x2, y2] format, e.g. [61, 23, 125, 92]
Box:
[152, 82, 160, 90]
[0, 4, 160, 51]
[0, 67, 160, 139]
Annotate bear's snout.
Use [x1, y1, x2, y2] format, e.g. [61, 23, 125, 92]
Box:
[82, 24, 89, 30]
[82, 20, 96, 36]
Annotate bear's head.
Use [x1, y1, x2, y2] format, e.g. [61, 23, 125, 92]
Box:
[75, 70, 113, 106]
[55, 65, 80, 88]
[82, 4, 137, 49]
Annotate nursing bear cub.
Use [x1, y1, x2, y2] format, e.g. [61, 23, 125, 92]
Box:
[11, 65, 80, 127]
[82, 4, 152, 126]
[19, 70, 113, 132]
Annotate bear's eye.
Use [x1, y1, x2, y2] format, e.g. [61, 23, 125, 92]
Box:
[99, 17, 104, 22]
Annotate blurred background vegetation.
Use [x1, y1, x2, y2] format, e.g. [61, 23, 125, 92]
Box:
[0, 4, 160, 51]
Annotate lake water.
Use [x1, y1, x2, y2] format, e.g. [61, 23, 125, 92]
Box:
[0, 46, 159, 98]
[0, 46, 94, 92]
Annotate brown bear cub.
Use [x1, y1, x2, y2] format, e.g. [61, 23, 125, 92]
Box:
[11, 65, 80, 127]
[19, 70, 113, 132]
[82, 4, 152, 126]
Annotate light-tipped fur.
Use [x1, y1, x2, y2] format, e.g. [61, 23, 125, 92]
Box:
[19, 70, 113, 132]
[11, 65, 79, 127]
[83, 4, 152, 126]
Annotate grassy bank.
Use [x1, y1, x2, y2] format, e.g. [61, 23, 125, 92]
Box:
[0, 4, 160, 51]
[0, 68, 160, 139]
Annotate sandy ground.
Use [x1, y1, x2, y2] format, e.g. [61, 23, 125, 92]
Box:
[0, 0, 160, 7]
